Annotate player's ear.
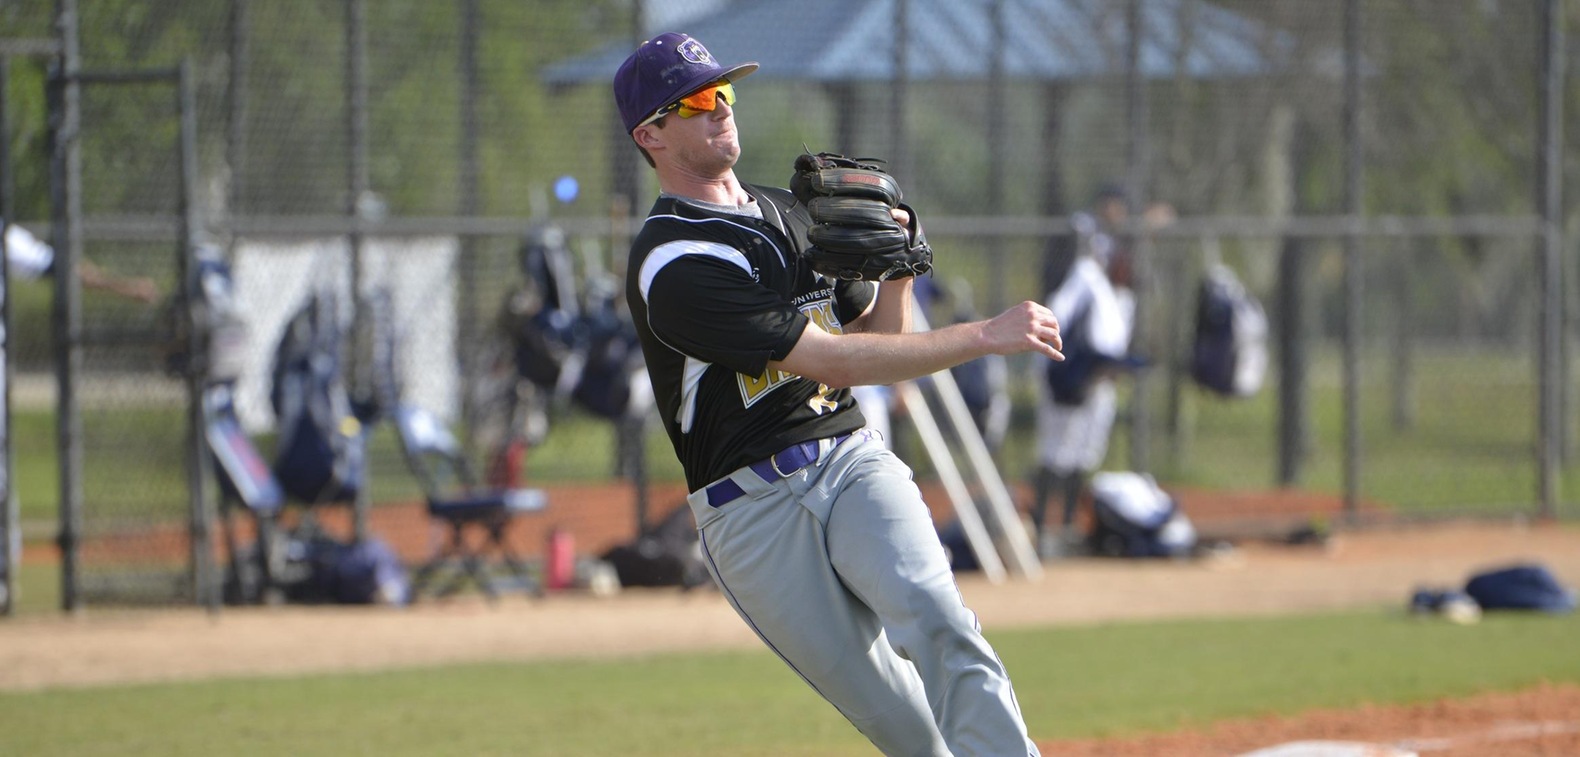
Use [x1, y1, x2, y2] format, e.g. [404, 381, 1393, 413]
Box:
[633, 125, 664, 152]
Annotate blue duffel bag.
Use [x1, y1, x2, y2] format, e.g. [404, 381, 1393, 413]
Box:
[1464, 563, 1576, 613]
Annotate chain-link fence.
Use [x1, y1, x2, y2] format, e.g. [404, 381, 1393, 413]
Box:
[1, 0, 1574, 609]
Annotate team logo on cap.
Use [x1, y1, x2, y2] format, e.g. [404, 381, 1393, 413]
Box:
[677, 38, 713, 65]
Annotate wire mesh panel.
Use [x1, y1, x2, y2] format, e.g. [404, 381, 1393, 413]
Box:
[71, 77, 193, 605]
[1, 0, 1575, 607]
[1356, 235, 1544, 514]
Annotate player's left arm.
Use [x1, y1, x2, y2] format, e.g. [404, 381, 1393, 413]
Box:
[772, 300, 1062, 390]
[844, 278, 912, 335]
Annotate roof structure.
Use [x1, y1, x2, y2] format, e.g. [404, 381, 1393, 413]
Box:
[541, 0, 1284, 87]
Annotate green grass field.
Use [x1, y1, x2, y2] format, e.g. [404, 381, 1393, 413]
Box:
[5, 343, 1577, 753]
[0, 607, 1573, 756]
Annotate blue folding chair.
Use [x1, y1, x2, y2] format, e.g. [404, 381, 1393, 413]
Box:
[179, 249, 290, 604]
[394, 404, 548, 601]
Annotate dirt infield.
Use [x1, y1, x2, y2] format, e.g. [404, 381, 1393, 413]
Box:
[1041, 682, 1580, 756]
[4, 517, 1579, 754]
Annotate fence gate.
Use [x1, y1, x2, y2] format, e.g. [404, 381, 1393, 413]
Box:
[48, 6, 211, 610]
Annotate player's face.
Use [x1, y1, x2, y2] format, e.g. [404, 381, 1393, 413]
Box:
[656, 84, 741, 175]
[1097, 197, 1128, 224]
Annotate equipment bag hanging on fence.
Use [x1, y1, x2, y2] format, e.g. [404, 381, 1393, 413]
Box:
[1190, 263, 1268, 398]
[270, 289, 368, 505]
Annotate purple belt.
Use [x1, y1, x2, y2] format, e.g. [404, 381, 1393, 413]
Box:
[704, 434, 852, 508]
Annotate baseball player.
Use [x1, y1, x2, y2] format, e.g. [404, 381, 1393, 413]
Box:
[1030, 188, 1167, 558]
[1029, 214, 1134, 558]
[616, 32, 1059, 755]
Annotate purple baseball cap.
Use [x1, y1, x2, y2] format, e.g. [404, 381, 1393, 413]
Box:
[613, 32, 758, 133]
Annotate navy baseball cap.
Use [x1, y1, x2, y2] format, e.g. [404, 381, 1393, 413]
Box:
[613, 32, 758, 133]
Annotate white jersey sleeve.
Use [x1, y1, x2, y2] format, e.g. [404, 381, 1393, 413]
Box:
[4, 224, 56, 281]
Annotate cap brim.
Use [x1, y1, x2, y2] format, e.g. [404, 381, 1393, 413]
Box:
[717, 62, 759, 83]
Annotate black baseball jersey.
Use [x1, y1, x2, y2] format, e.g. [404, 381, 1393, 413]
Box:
[626, 185, 876, 491]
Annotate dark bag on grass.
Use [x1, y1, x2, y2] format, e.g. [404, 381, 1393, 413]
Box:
[285, 535, 409, 606]
[1464, 563, 1576, 613]
[600, 504, 709, 589]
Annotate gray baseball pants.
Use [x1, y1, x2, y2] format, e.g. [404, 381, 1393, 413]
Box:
[686, 431, 1039, 756]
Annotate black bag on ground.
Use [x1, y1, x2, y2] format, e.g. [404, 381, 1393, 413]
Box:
[600, 505, 709, 589]
[282, 535, 410, 605]
[1087, 472, 1196, 558]
[1464, 563, 1576, 613]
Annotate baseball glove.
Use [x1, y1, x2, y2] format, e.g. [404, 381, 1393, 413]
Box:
[789, 152, 932, 281]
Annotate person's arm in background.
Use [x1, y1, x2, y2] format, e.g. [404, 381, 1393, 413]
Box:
[6, 223, 158, 303]
[76, 259, 159, 303]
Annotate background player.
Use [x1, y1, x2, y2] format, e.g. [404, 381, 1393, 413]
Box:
[3, 220, 159, 303]
[616, 32, 1058, 755]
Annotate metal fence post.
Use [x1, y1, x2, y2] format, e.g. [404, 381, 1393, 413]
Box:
[457, 0, 482, 443]
[176, 60, 218, 611]
[1342, 0, 1364, 521]
[609, 1, 642, 223]
[0, 56, 13, 616]
[226, 0, 249, 234]
[891, 0, 910, 183]
[986, 0, 1007, 313]
[344, 0, 369, 542]
[1537, 0, 1565, 518]
[1125, 0, 1152, 474]
[49, 0, 84, 613]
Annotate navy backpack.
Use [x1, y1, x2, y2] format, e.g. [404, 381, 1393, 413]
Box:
[270, 289, 368, 505]
[1190, 264, 1268, 398]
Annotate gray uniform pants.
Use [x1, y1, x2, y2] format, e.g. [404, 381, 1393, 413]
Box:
[687, 431, 1039, 756]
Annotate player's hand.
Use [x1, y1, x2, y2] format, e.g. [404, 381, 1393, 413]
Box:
[982, 301, 1062, 361]
[886, 207, 915, 244]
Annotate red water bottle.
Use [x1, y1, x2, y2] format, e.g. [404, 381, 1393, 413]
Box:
[545, 526, 575, 591]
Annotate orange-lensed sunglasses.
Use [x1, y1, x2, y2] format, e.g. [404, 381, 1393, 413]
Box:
[638, 81, 735, 128]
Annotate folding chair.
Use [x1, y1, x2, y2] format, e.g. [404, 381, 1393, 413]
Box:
[206, 382, 288, 604]
[393, 404, 548, 601]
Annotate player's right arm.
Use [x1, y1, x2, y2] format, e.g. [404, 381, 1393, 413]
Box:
[772, 301, 1064, 390]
